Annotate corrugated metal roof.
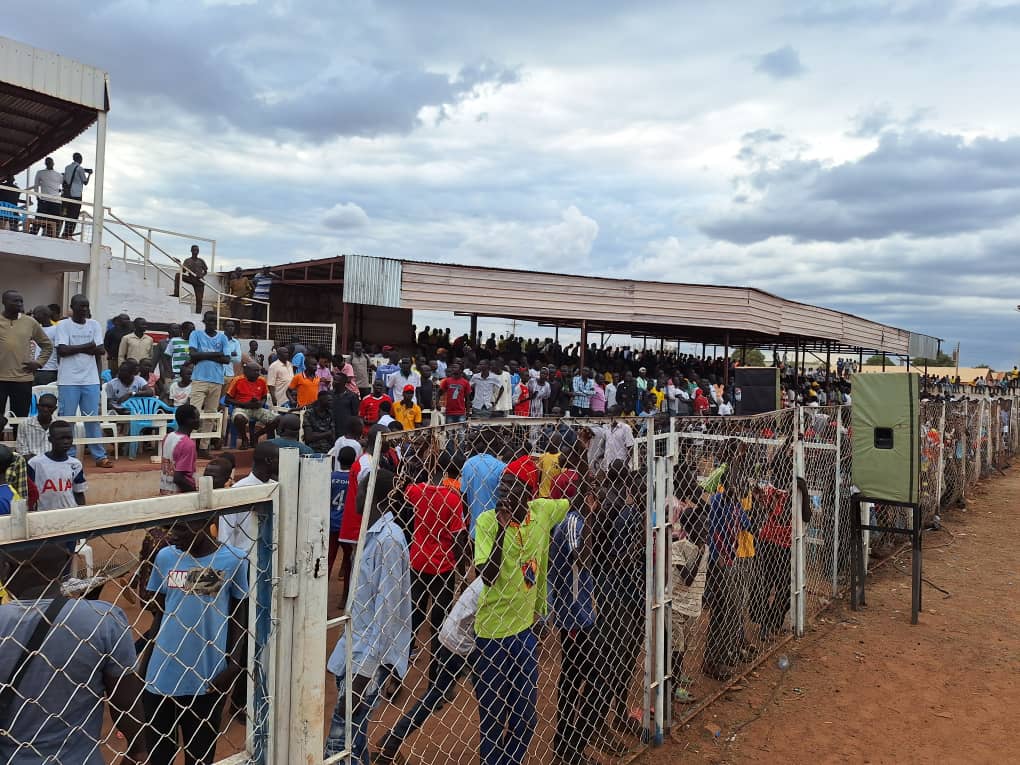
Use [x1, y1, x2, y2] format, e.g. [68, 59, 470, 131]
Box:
[0, 38, 108, 176]
[342, 254, 402, 307]
[391, 258, 928, 354]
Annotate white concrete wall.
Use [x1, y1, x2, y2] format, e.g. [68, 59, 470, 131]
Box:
[104, 257, 202, 325]
[0, 253, 74, 311]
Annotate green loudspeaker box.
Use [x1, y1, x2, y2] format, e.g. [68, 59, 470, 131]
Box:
[851, 372, 920, 505]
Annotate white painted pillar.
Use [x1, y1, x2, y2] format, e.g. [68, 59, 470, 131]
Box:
[87, 110, 108, 319]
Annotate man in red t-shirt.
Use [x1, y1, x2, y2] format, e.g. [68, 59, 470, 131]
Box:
[750, 483, 791, 640]
[439, 363, 471, 423]
[358, 379, 392, 426]
[405, 480, 469, 682]
[225, 362, 277, 448]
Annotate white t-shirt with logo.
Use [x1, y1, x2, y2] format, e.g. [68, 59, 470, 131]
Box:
[27, 453, 87, 510]
[53, 318, 104, 386]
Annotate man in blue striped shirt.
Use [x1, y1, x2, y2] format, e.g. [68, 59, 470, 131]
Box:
[324, 469, 412, 764]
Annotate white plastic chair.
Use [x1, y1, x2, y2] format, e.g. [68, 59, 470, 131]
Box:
[72, 540, 94, 578]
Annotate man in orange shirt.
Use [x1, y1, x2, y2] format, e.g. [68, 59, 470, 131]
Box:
[225, 362, 276, 448]
[393, 385, 422, 431]
[288, 357, 320, 409]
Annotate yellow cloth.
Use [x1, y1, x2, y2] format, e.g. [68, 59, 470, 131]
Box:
[393, 400, 422, 431]
[537, 452, 562, 499]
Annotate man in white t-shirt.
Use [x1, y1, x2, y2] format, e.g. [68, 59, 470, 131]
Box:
[490, 359, 513, 417]
[31, 305, 59, 385]
[54, 295, 112, 467]
[27, 420, 87, 510]
[219, 441, 279, 554]
[31, 157, 63, 236]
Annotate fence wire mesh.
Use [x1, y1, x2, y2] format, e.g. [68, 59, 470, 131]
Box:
[0, 502, 274, 765]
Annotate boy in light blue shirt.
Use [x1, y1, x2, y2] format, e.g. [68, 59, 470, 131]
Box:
[188, 311, 230, 455]
[141, 514, 248, 764]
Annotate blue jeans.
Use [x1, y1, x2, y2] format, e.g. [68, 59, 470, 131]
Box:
[380, 647, 472, 755]
[324, 667, 384, 764]
[57, 384, 107, 461]
[445, 414, 466, 423]
[474, 628, 538, 765]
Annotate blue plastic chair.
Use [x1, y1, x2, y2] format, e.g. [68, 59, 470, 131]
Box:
[122, 396, 177, 458]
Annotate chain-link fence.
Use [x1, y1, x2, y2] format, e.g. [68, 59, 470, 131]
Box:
[0, 478, 279, 765]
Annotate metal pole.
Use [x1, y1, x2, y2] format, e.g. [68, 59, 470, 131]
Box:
[832, 406, 843, 596]
[882, 353, 887, 372]
[580, 319, 587, 369]
[935, 401, 946, 510]
[340, 302, 350, 355]
[470, 313, 478, 346]
[791, 409, 806, 636]
[826, 342, 832, 386]
[723, 332, 730, 387]
[87, 110, 108, 319]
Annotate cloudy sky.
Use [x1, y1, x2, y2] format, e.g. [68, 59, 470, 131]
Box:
[9, 1, 1020, 365]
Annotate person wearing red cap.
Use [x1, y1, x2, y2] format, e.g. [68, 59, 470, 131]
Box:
[392, 385, 422, 431]
[473, 455, 570, 765]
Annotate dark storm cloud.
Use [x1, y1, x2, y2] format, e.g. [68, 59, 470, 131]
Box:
[703, 130, 1020, 244]
[753, 45, 807, 79]
[5, 2, 519, 142]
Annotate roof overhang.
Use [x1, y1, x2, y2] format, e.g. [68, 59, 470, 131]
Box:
[0, 36, 109, 177]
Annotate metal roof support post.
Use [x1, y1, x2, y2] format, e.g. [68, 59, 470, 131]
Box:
[87, 110, 108, 320]
[340, 301, 350, 355]
[580, 320, 587, 369]
[882, 353, 887, 372]
[826, 342, 831, 386]
[723, 332, 730, 387]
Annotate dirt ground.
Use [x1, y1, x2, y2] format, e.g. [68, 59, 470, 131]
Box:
[640, 470, 1020, 765]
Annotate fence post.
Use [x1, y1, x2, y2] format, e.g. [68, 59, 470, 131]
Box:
[961, 398, 968, 499]
[651, 452, 669, 745]
[935, 402, 946, 513]
[976, 398, 984, 479]
[791, 408, 807, 637]
[642, 427, 655, 742]
[269, 447, 302, 763]
[288, 455, 330, 760]
[832, 406, 843, 596]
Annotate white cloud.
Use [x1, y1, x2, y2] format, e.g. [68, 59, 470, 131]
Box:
[322, 202, 369, 230]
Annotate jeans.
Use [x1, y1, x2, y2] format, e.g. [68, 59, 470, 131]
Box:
[324, 667, 385, 764]
[411, 569, 457, 684]
[57, 383, 107, 461]
[445, 413, 466, 423]
[380, 647, 472, 754]
[474, 628, 538, 765]
[142, 690, 224, 765]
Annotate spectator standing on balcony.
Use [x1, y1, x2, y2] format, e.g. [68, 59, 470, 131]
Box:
[103, 313, 131, 373]
[118, 317, 153, 367]
[54, 295, 113, 468]
[227, 267, 252, 322]
[0, 175, 23, 231]
[349, 340, 373, 397]
[31, 306, 59, 385]
[173, 245, 209, 314]
[250, 266, 275, 323]
[60, 153, 91, 238]
[31, 157, 63, 236]
[188, 310, 230, 458]
[1, 290, 52, 424]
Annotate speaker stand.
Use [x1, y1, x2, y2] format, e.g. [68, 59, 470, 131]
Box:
[850, 494, 923, 624]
